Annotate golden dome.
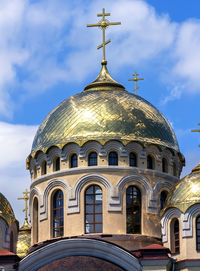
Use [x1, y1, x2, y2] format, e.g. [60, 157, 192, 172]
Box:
[165, 163, 200, 213]
[30, 64, 179, 156]
[0, 192, 15, 226]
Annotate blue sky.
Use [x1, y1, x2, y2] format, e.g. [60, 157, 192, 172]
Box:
[0, 0, 200, 225]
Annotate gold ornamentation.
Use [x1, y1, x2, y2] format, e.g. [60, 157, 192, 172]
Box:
[28, 90, 179, 168]
[87, 8, 121, 64]
[17, 189, 30, 226]
[0, 193, 15, 226]
[165, 171, 200, 213]
[128, 72, 144, 95]
[191, 123, 200, 147]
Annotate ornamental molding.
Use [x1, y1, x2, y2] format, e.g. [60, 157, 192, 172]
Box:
[68, 174, 113, 214]
[40, 179, 71, 221]
[46, 146, 61, 163]
[29, 187, 42, 222]
[161, 207, 182, 243]
[116, 174, 155, 213]
[62, 143, 80, 161]
[18, 238, 142, 271]
[79, 141, 102, 158]
[182, 203, 200, 238]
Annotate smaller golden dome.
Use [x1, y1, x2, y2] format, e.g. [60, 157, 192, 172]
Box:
[165, 163, 200, 213]
[0, 192, 15, 226]
[16, 220, 31, 258]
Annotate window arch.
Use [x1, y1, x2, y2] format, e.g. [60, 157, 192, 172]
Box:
[129, 152, 137, 167]
[162, 158, 168, 173]
[70, 153, 78, 168]
[54, 157, 60, 171]
[196, 215, 200, 251]
[85, 185, 102, 234]
[126, 186, 141, 234]
[108, 151, 118, 166]
[33, 197, 39, 243]
[160, 191, 168, 210]
[88, 152, 97, 166]
[52, 190, 64, 238]
[171, 218, 180, 254]
[41, 160, 47, 175]
[147, 155, 154, 169]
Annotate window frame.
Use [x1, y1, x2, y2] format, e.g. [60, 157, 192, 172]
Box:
[88, 152, 98, 166]
[52, 190, 64, 238]
[196, 215, 200, 251]
[54, 156, 60, 171]
[85, 185, 103, 234]
[41, 160, 47, 175]
[126, 185, 141, 234]
[147, 155, 154, 169]
[108, 151, 118, 166]
[162, 158, 168, 173]
[160, 190, 168, 210]
[70, 153, 78, 168]
[129, 152, 137, 167]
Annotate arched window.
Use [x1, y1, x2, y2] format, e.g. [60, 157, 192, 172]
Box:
[162, 158, 168, 173]
[33, 165, 37, 179]
[173, 162, 177, 176]
[160, 191, 168, 210]
[171, 219, 180, 254]
[129, 152, 137, 167]
[147, 155, 154, 169]
[85, 185, 102, 234]
[41, 160, 47, 175]
[196, 215, 200, 251]
[88, 152, 97, 166]
[126, 186, 141, 234]
[33, 197, 38, 243]
[10, 231, 14, 252]
[52, 190, 64, 238]
[70, 153, 78, 168]
[108, 151, 118, 166]
[54, 157, 60, 171]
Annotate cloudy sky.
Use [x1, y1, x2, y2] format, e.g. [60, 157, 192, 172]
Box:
[0, 0, 200, 225]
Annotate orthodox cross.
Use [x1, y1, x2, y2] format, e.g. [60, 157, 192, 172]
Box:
[128, 72, 144, 95]
[17, 189, 30, 223]
[191, 123, 200, 147]
[87, 8, 121, 64]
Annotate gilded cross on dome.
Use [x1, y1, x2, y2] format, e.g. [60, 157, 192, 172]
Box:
[128, 72, 144, 95]
[87, 8, 121, 65]
[17, 189, 30, 225]
[192, 123, 200, 147]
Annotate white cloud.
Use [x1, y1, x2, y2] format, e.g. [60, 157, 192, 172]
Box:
[0, 0, 199, 115]
[160, 84, 183, 105]
[172, 19, 200, 92]
[0, 121, 37, 225]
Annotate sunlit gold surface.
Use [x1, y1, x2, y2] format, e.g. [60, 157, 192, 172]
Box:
[165, 165, 200, 213]
[31, 88, 179, 155]
[0, 192, 15, 226]
[16, 222, 31, 258]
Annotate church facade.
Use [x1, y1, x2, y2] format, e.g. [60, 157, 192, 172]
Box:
[1, 8, 200, 271]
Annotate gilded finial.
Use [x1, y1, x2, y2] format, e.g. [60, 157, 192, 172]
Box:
[87, 8, 121, 65]
[128, 72, 144, 95]
[17, 189, 30, 226]
[191, 123, 200, 147]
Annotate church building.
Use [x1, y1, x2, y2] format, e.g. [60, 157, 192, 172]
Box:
[0, 8, 200, 271]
